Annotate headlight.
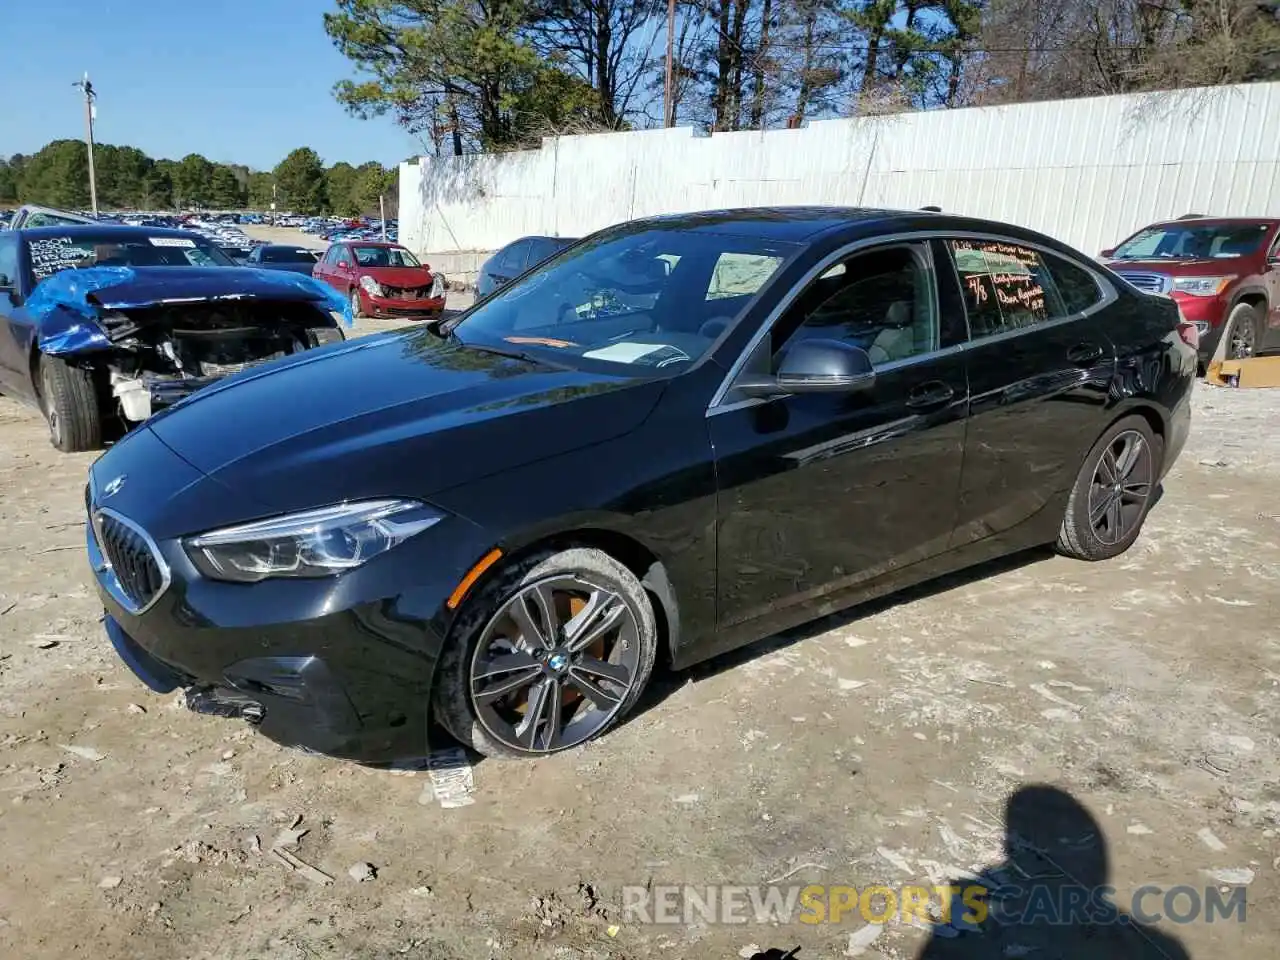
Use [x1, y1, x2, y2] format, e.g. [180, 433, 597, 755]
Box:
[1171, 275, 1234, 297]
[430, 273, 446, 298]
[359, 274, 383, 297]
[185, 499, 443, 583]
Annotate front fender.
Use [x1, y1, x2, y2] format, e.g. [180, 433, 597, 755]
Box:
[25, 267, 136, 355]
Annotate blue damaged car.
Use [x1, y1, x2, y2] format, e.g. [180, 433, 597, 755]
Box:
[0, 224, 352, 452]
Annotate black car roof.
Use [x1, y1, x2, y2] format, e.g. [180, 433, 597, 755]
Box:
[619, 206, 1083, 253]
[631, 206, 897, 240]
[17, 224, 210, 242]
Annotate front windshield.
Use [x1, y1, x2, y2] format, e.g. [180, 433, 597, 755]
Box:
[453, 227, 796, 373]
[1112, 223, 1269, 260]
[27, 231, 235, 284]
[352, 245, 420, 268]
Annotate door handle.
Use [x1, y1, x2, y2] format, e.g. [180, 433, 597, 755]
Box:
[905, 380, 955, 410]
[1067, 342, 1103, 365]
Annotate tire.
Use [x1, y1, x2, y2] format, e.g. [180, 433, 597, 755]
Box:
[433, 547, 658, 759]
[1225, 302, 1260, 360]
[349, 288, 363, 320]
[301, 326, 345, 349]
[1056, 415, 1160, 561]
[39, 355, 101, 453]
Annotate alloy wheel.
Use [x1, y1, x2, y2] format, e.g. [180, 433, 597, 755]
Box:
[467, 575, 641, 753]
[350, 289, 362, 320]
[1087, 429, 1153, 546]
[1228, 314, 1256, 360]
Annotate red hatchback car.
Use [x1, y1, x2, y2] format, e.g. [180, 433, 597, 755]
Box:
[314, 241, 446, 320]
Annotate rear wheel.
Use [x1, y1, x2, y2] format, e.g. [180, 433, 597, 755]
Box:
[1056, 415, 1159, 561]
[1225, 302, 1260, 360]
[39, 355, 101, 453]
[433, 547, 658, 759]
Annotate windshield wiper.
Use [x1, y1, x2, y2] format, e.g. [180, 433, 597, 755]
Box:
[459, 339, 575, 371]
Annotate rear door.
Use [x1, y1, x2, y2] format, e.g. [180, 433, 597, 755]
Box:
[941, 235, 1118, 547]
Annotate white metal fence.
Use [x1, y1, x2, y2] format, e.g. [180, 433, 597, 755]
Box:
[400, 81, 1280, 268]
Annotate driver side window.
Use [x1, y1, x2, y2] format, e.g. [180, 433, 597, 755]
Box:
[772, 244, 939, 370]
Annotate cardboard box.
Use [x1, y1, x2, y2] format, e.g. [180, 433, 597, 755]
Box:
[1205, 356, 1280, 388]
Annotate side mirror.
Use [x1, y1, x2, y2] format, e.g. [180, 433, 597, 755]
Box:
[1099, 248, 1116, 259]
[737, 339, 876, 399]
[338, 260, 350, 269]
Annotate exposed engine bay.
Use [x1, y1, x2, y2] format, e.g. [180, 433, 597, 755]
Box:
[100, 300, 344, 422]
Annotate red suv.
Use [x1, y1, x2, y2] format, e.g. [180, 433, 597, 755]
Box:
[1102, 216, 1280, 366]
[313, 241, 446, 321]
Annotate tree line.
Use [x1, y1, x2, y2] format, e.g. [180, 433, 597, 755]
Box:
[0, 141, 399, 216]
[323, 0, 1280, 154]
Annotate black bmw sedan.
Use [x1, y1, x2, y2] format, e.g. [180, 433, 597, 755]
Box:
[85, 207, 1195, 763]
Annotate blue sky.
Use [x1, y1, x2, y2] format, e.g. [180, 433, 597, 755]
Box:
[0, 0, 423, 170]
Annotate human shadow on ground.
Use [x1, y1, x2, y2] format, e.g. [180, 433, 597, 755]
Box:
[915, 784, 1192, 960]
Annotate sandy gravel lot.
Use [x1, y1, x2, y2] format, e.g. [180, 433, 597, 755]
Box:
[0, 343, 1277, 958]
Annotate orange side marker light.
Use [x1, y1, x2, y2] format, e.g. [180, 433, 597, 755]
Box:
[447, 548, 503, 610]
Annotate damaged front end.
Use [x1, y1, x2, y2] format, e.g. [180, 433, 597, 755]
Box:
[101, 299, 350, 422]
[28, 266, 352, 425]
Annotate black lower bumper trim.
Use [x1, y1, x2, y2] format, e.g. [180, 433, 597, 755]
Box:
[186, 686, 265, 722]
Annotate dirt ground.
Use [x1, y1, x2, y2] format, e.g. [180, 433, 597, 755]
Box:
[1, 322, 1277, 958]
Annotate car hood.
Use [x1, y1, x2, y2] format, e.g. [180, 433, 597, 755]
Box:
[144, 329, 665, 511]
[1104, 257, 1249, 275]
[358, 265, 434, 286]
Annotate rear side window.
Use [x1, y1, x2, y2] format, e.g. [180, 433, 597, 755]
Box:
[497, 239, 532, 272]
[1045, 254, 1104, 315]
[526, 239, 557, 266]
[947, 239, 1068, 337]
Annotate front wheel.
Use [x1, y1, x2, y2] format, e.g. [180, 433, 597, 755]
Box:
[349, 288, 363, 320]
[39, 355, 101, 453]
[1056, 415, 1159, 561]
[433, 547, 658, 759]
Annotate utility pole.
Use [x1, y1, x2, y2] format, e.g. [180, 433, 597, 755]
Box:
[379, 193, 387, 241]
[663, 0, 676, 127]
[72, 73, 99, 216]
